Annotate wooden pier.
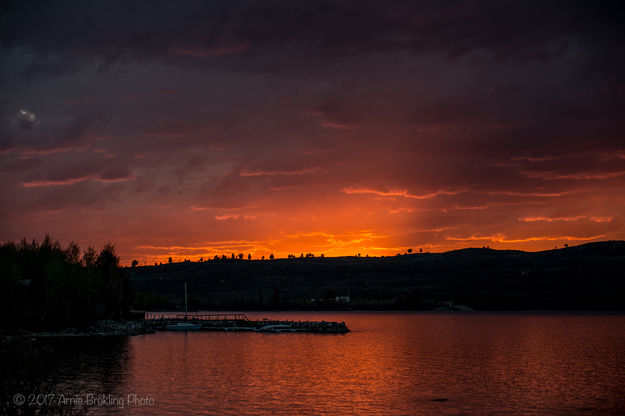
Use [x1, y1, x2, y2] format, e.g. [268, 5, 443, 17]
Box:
[144, 312, 350, 333]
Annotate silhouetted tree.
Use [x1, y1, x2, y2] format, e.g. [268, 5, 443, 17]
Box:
[168, 257, 173, 264]
[65, 241, 81, 264]
[237, 253, 244, 260]
[82, 246, 97, 267]
[248, 253, 251, 260]
[407, 248, 412, 254]
[0, 237, 132, 330]
[131, 259, 139, 267]
[269, 253, 274, 260]
[96, 243, 130, 320]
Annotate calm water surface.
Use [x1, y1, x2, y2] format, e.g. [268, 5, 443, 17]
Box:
[50, 313, 625, 415]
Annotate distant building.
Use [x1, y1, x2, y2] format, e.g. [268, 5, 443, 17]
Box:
[335, 295, 350, 303]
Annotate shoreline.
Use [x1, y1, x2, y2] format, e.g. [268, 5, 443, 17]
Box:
[2, 320, 155, 339]
[4, 309, 625, 339]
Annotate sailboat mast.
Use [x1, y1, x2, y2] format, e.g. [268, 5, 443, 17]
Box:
[185, 282, 188, 313]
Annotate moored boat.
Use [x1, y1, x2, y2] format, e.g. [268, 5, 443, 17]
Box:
[258, 324, 295, 333]
[165, 322, 201, 330]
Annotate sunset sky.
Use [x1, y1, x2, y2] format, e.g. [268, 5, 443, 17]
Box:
[1, 1, 624, 265]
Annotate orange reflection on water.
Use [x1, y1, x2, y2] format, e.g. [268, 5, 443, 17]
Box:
[123, 312, 625, 415]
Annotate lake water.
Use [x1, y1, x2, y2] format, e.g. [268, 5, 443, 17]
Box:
[11, 312, 625, 415]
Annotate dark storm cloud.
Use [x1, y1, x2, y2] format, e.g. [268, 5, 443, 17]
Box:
[2, 0, 623, 71]
[2, 0, 624, 260]
[0, 155, 42, 173]
[142, 123, 188, 137]
[15, 113, 106, 154]
[19, 55, 84, 80]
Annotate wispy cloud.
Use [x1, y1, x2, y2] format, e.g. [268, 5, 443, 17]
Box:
[300, 147, 341, 156]
[589, 216, 614, 223]
[268, 185, 297, 192]
[135, 238, 278, 252]
[319, 120, 357, 130]
[308, 109, 358, 130]
[284, 230, 386, 248]
[510, 155, 560, 162]
[518, 215, 612, 223]
[486, 190, 576, 198]
[189, 204, 255, 212]
[388, 207, 415, 214]
[342, 187, 460, 200]
[21, 175, 134, 187]
[214, 214, 258, 221]
[451, 204, 491, 210]
[596, 151, 625, 161]
[240, 167, 325, 177]
[21, 145, 89, 156]
[446, 233, 606, 243]
[522, 170, 625, 180]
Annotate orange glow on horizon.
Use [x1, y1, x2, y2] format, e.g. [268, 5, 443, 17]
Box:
[123, 229, 612, 267]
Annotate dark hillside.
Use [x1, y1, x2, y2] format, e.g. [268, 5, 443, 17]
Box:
[125, 241, 625, 310]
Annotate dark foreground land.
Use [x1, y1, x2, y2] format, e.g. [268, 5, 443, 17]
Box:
[127, 241, 625, 311]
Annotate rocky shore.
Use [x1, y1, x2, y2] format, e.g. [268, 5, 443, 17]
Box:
[5, 320, 155, 338]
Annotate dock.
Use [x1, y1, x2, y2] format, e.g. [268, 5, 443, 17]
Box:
[144, 312, 350, 333]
